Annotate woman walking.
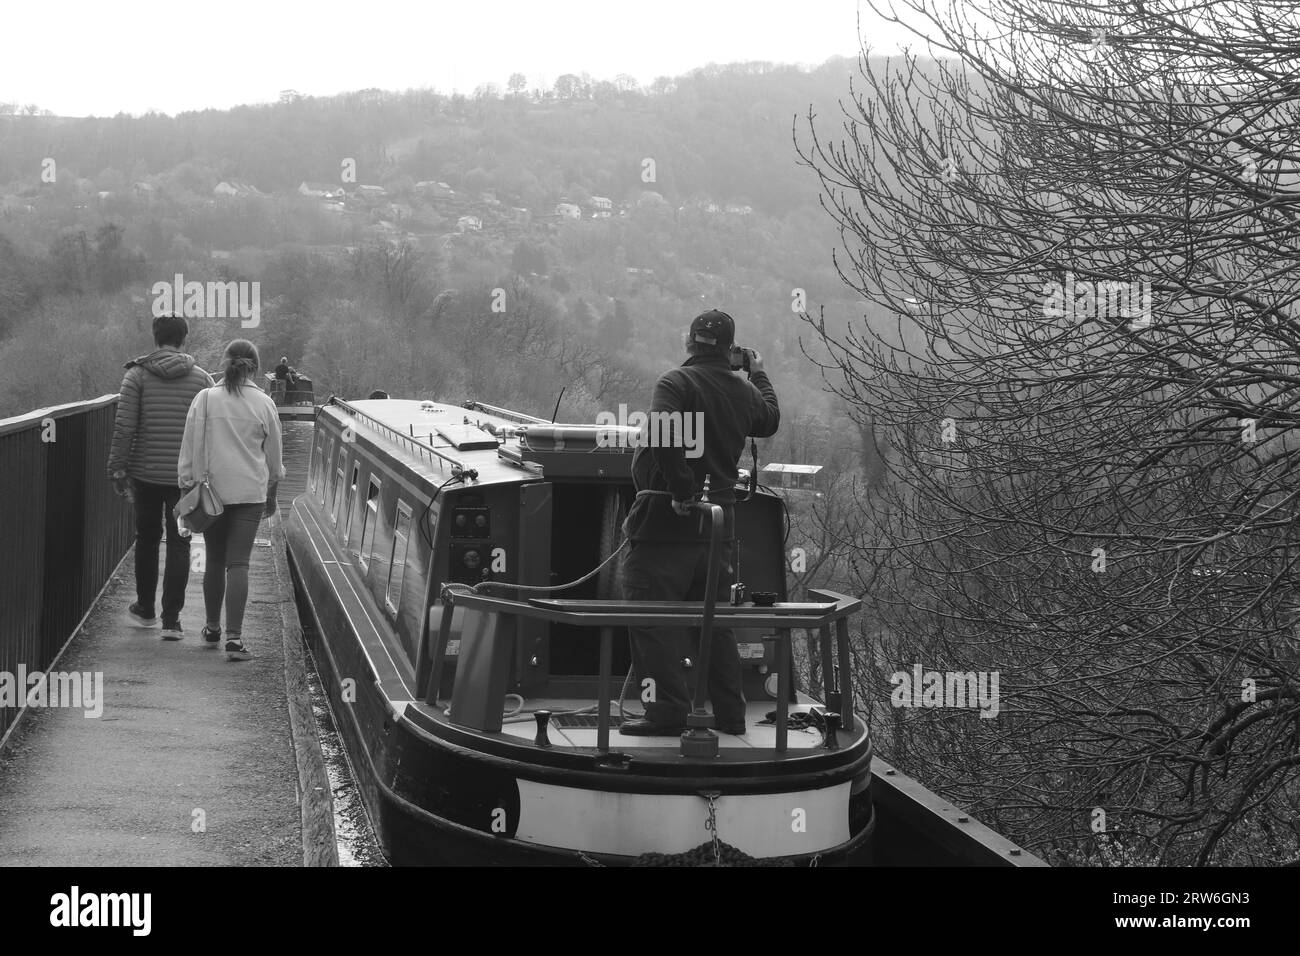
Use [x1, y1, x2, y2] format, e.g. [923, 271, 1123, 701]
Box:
[179, 340, 284, 661]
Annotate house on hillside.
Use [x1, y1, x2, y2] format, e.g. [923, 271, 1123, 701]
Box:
[590, 196, 613, 218]
[457, 215, 482, 232]
[416, 181, 455, 198]
[215, 181, 267, 199]
[724, 203, 754, 215]
[132, 181, 157, 200]
[508, 206, 531, 225]
[555, 202, 582, 220]
[355, 184, 387, 199]
[299, 181, 345, 200]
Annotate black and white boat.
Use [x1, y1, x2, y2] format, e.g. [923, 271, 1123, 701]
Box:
[286, 396, 1040, 866]
[264, 371, 315, 421]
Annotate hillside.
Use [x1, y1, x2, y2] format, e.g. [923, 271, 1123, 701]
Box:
[0, 58, 896, 472]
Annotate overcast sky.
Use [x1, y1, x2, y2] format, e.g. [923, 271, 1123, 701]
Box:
[0, 1, 928, 117]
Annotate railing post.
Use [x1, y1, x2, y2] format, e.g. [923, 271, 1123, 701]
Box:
[818, 623, 835, 702]
[597, 625, 613, 752]
[835, 616, 854, 732]
[775, 627, 791, 753]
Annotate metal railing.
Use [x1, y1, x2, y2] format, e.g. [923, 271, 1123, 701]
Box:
[0, 395, 133, 744]
[328, 397, 469, 475]
[461, 400, 551, 425]
[415, 503, 862, 756]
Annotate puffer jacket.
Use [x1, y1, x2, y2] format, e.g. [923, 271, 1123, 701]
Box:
[107, 348, 215, 486]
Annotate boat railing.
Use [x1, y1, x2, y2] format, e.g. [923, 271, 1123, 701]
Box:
[461, 400, 551, 425]
[328, 397, 468, 475]
[415, 502, 862, 757]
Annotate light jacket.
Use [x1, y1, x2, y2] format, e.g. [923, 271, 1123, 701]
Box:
[106, 348, 214, 485]
[179, 384, 285, 505]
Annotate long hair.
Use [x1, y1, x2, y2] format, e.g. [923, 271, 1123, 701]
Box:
[221, 339, 260, 394]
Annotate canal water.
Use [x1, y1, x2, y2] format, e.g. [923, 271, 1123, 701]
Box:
[279, 419, 387, 866]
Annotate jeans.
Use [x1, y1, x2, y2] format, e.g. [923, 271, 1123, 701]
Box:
[133, 480, 190, 624]
[621, 509, 746, 727]
[201, 503, 264, 636]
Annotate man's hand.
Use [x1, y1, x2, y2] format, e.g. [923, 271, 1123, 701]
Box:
[111, 473, 131, 499]
[265, 482, 279, 518]
[671, 498, 693, 516]
[746, 349, 765, 376]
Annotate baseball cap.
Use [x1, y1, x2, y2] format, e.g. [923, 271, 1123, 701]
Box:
[689, 309, 735, 348]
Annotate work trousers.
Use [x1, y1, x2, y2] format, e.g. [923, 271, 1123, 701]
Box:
[621, 515, 746, 727]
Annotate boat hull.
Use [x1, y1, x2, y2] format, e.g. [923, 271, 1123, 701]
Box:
[287, 499, 875, 866]
[276, 405, 318, 421]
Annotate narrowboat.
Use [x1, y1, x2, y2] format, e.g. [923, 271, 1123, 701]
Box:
[286, 396, 1045, 866]
[264, 371, 315, 421]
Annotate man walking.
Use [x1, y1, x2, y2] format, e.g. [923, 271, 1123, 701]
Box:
[619, 309, 780, 736]
[107, 314, 214, 639]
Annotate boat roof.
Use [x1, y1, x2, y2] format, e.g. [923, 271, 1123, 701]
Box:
[318, 398, 534, 486]
[322, 398, 770, 495]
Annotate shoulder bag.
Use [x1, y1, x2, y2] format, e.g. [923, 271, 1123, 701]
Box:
[175, 388, 225, 534]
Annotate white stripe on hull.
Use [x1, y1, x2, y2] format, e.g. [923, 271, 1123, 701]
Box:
[514, 780, 851, 857]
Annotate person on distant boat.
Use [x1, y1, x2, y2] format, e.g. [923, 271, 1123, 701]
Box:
[368, 389, 389, 400]
[618, 309, 780, 737]
[179, 340, 284, 662]
[107, 313, 215, 640]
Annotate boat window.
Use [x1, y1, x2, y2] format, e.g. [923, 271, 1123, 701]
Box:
[331, 466, 344, 521]
[342, 460, 360, 542]
[359, 476, 382, 572]
[310, 442, 322, 495]
[319, 437, 334, 504]
[386, 501, 413, 617]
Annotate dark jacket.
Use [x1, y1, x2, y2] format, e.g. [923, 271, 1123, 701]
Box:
[107, 348, 215, 486]
[624, 352, 779, 541]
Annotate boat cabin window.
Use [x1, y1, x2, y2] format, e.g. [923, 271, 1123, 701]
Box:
[330, 462, 344, 522]
[386, 501, 413, 617]
[342, 461, 360, 542]
[359, 476, 382, 571]
[318, 437, 334, 505]
[310, 441, 322, 496]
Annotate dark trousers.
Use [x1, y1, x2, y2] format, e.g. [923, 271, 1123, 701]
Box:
[201, 503, 263, 635]
[621, 527, 747, 727]
[133, 479, 190, 622]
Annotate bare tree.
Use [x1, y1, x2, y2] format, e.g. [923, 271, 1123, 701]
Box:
[798, 0, 1300, 864]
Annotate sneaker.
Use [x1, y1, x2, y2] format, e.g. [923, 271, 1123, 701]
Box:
[127, 603, 159, 628]
[161, 620, 183, 641]
[201, 625, 222, 645]
[225, 637, 252, 662]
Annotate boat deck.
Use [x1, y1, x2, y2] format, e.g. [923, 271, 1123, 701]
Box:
[417, 699, 827, 750]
